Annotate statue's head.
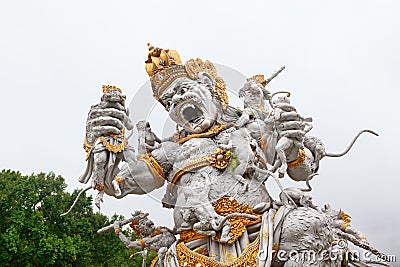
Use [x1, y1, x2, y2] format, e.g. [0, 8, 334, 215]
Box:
[101, 85, 126, 104]
[145, 44, 229, 133]
[136, 120, 151, 132]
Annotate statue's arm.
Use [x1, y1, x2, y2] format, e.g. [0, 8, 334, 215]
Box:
[115, 141, 179, 197]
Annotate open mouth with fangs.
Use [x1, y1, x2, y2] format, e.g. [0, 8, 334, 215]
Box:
[179, 102, 205, 126]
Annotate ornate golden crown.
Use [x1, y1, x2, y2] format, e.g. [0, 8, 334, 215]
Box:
[145, 44, 229, 109]
[102, 85, 122, 94]
[248, 74, 267, 87]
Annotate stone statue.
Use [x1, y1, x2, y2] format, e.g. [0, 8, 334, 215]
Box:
[67, 44, 391, 266]
[113, 211, 176, 267]
[136, 120, 161, 154]
[78, 85, 135, 208]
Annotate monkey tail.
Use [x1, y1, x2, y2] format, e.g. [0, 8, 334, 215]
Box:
[60, 185, 92, 216]
[301, 173, 319, 192]
[325, 129, 378, 158]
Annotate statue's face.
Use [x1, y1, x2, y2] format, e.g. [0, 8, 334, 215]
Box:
[137, 218, 155, 235]
[162, 77, 218, 133]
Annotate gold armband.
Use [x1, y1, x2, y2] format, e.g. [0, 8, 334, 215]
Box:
[113, 176, 124, 184]
[95, 184, 105, 191]
[287, 148, 306, 168]
[115, 228, 122, 235]
[139, 239, 146, 249]
[137, 153, 165, 188]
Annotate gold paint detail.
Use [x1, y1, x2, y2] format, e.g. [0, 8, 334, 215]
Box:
[95, 184, 105, 191]
[215, 76, 229, 109]
[176, 234, 260, 267]
[99, 135, 126, 153]
[180, 230, 207, 243]
[170, 148, 231, 193]
[193, 247, 209, 256]
[110, 128, 124, 139]
[145, 43, 182, 77]
[254, 151, 267, 170]
[287, 148, 306, 168]
[102, 85, 122, 94]
[253, 104, 269, 114]
[83, 137, 93, 160]
[114, 228, 122, 235]
[260, 134, 268, 152]
[150, 256, 159, 267]
[178, 124, 233, 144]
[339, 210, 352, 231]
[150, 228, 163, 237]
[247, 74, 266, 87]
[137, 153, 165, 188]
[212, 196, 262, 244]
[113, 176, 124, 184]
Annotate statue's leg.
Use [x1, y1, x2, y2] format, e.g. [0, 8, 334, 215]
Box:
[275, 137, 292, 177]
[92, 150, 108, 208]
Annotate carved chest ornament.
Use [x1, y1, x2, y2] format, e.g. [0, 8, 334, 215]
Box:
[170, 147, 232, 193]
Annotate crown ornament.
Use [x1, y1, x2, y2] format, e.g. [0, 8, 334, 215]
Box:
[145, 44, 229, 109]
[248, 74, 267, 87]
[102, 85, 122, 94]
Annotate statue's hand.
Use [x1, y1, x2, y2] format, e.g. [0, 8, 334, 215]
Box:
[113, 220, 121, 230]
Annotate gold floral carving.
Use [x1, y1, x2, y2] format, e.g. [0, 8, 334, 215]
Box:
[184, 58, 217, 80]
[180, 230, 207, 243]
[170, 148, 231, 193]
[212, 196, 261, 244]
[99, 135, 127, 153]
[214, 76, 229, 110]
[176, 234, 260, 267]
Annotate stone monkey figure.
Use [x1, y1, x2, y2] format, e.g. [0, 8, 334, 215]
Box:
[80, 85, 134, 209]
[136, 120, 161, 155]
[113, 213, 176, 267]
[270, 93, 313, 177]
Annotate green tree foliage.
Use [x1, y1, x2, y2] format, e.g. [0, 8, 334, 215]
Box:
[0, 170, 156, 266]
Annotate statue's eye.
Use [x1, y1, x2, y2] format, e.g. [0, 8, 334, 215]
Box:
[180, 88, 185, 94]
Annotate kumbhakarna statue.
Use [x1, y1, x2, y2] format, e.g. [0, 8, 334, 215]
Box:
[63, 43, 391, 267]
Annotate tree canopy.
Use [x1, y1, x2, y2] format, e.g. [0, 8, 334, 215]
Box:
[0, 170, 156, 266]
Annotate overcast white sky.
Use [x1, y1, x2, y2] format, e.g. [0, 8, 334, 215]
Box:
[0, 0, 399, 260]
